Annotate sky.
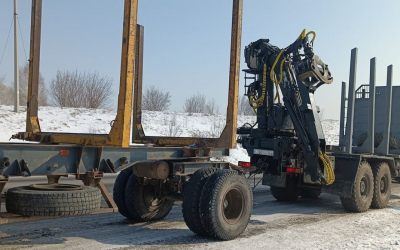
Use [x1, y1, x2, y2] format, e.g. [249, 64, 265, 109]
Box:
[0, 0, 400, 119]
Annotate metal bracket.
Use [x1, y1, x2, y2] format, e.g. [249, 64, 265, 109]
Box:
[77, 171, 117, 211]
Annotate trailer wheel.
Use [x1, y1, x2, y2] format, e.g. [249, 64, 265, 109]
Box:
[300, 188, 321, 199]
[340, 161, 374, 212]
[124, 174, 173, 222]
[371, 162, 391, 209]
[6, 184, 101, 216]
[199, 170, 252, 240]
[113, 168, 132, 218]
[182, 167, 219, 236]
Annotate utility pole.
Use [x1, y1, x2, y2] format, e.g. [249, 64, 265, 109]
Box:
[14, 0, 20, 112]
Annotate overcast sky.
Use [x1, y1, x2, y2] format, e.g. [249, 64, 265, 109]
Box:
[0, 0, 399, 119]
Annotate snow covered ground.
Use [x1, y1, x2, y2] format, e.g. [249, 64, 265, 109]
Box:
[1, 105, 400, 250]
[0, 105, 339, 164]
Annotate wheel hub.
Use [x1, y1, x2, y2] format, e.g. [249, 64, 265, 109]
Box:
[360, 176, 369, 197]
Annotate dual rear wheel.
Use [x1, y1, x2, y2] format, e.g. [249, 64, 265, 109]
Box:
[340, 161, 391, 212]
[113, 168, 173, 222]
[182, 168, 253, 241]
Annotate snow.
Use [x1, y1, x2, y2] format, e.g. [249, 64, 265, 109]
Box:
[0, 105, 339, 164]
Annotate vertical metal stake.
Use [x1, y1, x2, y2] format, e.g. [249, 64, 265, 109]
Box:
[219, 0, 243, 149]
[132, 24, 145, 142]
[345, 48, 358, 154]
[108, 0, 138, 147]
[26, 0, 42, 133]
[377, 65, 393, 155]
[339, 81, 347, 148]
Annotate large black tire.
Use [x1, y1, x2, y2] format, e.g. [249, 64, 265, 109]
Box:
[124, 174, 174, 222]
[113, 168, 132, 218]
[371, 162, 392, 209]
[6, 185, 101, 216]
[300, 188, 321, 199]
[199, 170, 253, 240]
[182, 167, 219, 236]
[340, 161, 374, 212]
[271, 178, 299, 202]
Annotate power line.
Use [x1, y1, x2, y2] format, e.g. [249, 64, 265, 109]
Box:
[17, 17, 28, 62]
[0, 17, 14, 69]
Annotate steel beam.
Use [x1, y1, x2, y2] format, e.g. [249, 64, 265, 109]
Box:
[132, 24, 145, 141]
[345, 48, 358, 154]
[339, 81, 347, 148]
[108, 0, 138, 147]
[219, 0, 243, 148]
[359, 58, 376, 153]
[365, 58, 376, 153]
[377, 65, 393, 155]
[26, 0, 42, 133]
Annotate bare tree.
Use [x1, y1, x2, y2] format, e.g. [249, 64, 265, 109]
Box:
[0, 76, 13, 105]
[184, 94, 206, 114]
[239, 95, 255, 116]
[142, 86, 171, 111]
[19, 64, 48, 106]
[205, 98, 219, 115]
[49, 70, 112, 109]
[165, 114, 182, 137]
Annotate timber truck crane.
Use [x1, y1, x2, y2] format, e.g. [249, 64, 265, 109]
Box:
[238, 30, 336, 201]
[237, 29, 399, 215]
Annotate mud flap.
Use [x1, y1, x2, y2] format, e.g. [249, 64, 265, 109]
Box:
[262, 173, 287, 187]
[323, 153, 361, 198]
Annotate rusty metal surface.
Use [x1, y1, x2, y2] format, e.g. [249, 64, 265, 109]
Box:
[108, 0, 138, 147]
[218, 0, 242, 149]
[26, 0, 42, 134]
[132, 24, 145, 141]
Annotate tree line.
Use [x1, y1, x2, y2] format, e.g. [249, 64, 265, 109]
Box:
[0, 65, 255, 115]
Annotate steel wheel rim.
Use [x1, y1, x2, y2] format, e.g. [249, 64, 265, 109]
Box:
[380, 175, 389, 194]
[360, 176, 370, 198]
[222, 187, 244, 225]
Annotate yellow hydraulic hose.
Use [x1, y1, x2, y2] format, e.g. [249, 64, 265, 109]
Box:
[319, 152, 335, 185]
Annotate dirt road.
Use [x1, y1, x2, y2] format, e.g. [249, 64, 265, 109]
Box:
[1, 182, 400, 250]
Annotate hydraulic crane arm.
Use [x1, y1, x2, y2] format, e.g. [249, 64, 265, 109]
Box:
[244, 30, 334, 183]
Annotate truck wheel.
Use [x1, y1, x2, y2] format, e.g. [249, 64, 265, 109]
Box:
[340, 161, 374, 212]
[371, 162, 391, 209]
[124, 174, 173, 222]
[182, 167, 219, 236]
[199, 170, 253, 240]
[6, 184, 101, 216]
[300, 188, 321, 199]
[113, 168, 132, 218]
[270, 178, 299, 201]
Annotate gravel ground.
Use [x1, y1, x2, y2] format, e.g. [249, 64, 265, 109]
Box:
[0, 183, 399, 250]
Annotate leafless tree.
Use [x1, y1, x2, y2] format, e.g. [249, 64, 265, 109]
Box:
[142, 86, 171, 111]
[0, 65, 48, 106]
[184, 94, 206, 114]
[0, 76, 13, 105]
[19, 64, 48, 106]
[49, 70, 112, 109]
[165, 114, 182, 137]
[239, 95, 255, 116]
[205, 98, 219, 115]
